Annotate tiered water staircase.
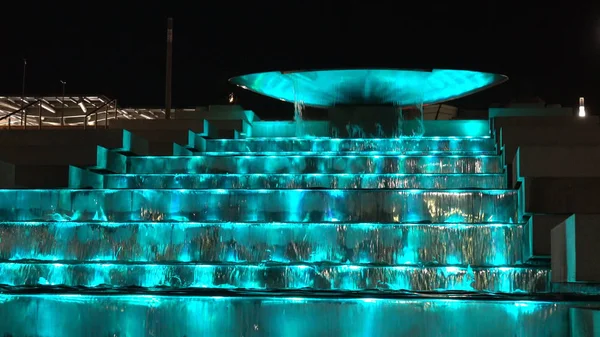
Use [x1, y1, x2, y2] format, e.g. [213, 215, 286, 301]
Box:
[0, 135, 593, 335]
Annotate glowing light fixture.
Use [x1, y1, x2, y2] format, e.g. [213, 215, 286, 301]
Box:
[40, 102, 55, 114]
[77, 98, 87, 113]
[578, 97, 586, 117]
[229, 69, 508, 108]
[0, 100, 19, 111]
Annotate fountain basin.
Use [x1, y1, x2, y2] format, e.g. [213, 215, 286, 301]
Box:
[229, 69, 507, 108]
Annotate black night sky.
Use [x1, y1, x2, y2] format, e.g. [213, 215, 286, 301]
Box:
[0, 2, 599, 119]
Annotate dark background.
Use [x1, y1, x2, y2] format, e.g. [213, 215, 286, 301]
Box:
[0, 2, 598, 119]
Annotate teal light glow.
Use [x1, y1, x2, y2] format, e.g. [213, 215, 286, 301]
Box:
[230, 69, 508, 107]
[0, 295, 590, 337]
[205, 136, 497, 153]
[0, 262, 549, 293]
[127, 154, 502, 174]
[0, 221, 522, 265]
[200, 150, 497, 155]
[250, 121, 494, 138]
[0, 188, 518, 223]
[0, 132, 591, 335]
[104, 173, 506, 189]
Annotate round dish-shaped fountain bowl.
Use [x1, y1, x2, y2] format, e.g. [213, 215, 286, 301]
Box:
[230, 69, 507, 108]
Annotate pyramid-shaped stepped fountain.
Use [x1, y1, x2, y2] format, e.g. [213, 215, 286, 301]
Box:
[0, 135, 593, 336]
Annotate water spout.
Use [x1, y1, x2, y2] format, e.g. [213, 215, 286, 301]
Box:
[294, 99, 305, 138]
[375, 123, 385, 138]
[412, 98, 425, 138]
[290, 75, 306, 138]
[331, 126, 339, 138]
[393, 103, 404, 139]
[346, 123, 365, 138]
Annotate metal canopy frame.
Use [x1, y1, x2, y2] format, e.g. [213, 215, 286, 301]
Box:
[0, 96, 172, 128]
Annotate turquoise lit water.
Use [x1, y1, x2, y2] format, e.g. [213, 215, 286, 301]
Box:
[0, 135, 596, 336]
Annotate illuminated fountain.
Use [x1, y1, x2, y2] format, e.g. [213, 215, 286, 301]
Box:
[230, 69, 505, 139]
[291, 76, 307, 137]
[0, 69, 597, 335]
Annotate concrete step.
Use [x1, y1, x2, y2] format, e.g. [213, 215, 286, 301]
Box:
[0, 129, 148, 154]
[523, 214, 570, 261]
[0, 147, 126, 188]
[205, 136, 496, 154]
[0, 221, 523, 266]
[0, 189, 518, 223]
[552, 214, 600, 283]
[570, 307, 600, 337]
[103, 173, 507, 189]
[0, 295, 584, 336]
[519, 177, 600, 214]
[127, 155, 502, 174]
[0, 262, 549, 294]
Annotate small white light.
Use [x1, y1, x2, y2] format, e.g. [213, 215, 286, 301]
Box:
[40, 102, 56, 114]
[78, 101, 87, 113]
[578, 97, 586, 117]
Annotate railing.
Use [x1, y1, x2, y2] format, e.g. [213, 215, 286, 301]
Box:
[0, 99, 121, 130]
[83, 99, 118, 130]
[0, 100, 43, 130]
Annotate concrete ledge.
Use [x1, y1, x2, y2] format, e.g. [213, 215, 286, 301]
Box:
[552, 214, 600, 283]
[520, 177, 600, 214]
[420, 120, 490, 137]
[69, 166, 103, 189]
[13, 165, 70, 188]
[500, 126, 600, 167]
[0, 145, 99, 166]
[110, 120, 215, 154]
[208, 120, 250, 138]
[492, 116, 599, 140]
[0, 160, 15, 188]
[188, 106, 258, 124]
[0, 129, 146, 168]
[252, 121, 331, 138]
[2, 144, 124, 188]
[173, 143, 193, 156]
[119, 130, 202, 155]
[251, 120, 491, 138]
[0, 129, 147, 153]
[514, 146, 600, 182]
[570, 308, 600, 337]
[110, 119, 214, 137]
[93, 146, 127, 173]
[490, 107, 575, 119]
[523, 214, 570, 261]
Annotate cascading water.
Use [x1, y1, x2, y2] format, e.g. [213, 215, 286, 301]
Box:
[346, 123, 365, 138]
[393, 103, 404, 139]
[375, 123, 385, 138]
[294, 99, 305, 138]
[291, 76, 306, 138]
[393, 84, 426, 140]
[411, 94, 426, 137]
[331, 126, 339, 138]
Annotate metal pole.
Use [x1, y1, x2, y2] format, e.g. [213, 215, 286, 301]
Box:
[104, 105, 108, 129]
[434, 104, 442, 120]
[114, 99, 118, 122]
[24, 106, 27, 130]
[38, 102, 42, 130]
[95, 109, 98, 129]
[21, 59, 26, 126]
[165, 18, 173, 120]
[60, 80, 66, 126]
